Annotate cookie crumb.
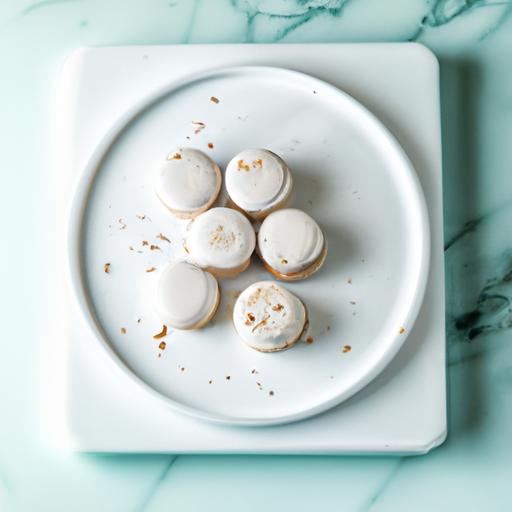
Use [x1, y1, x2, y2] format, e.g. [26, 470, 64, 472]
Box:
[168, 152, 182, 160]
[103, 262, 111, 273]
[120, 327, 127, 334]
[146, 267, 157, 273]
[207, 142, 214, 149]
[269, 390, 274, 396]
[158, 341, 166, 350]
[210, 96, 219, 104]
[342, 345, 352, 353]
[306, 336, 314, 344]
[226, 375, 231, 380]
[153, 325, 168, 339]
[157, 233, 171, 243]
[399, 326, 406, 334]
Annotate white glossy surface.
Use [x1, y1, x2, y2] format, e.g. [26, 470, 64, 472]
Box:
[186, 207, 255, 271]
[233, 281, 307, 352]
[154, 148, 221, 216]
[155, 261, 219, 329]
[52, 43, 445, 451]
[258, 208, 325, 274]
[225, 149, 293, 215]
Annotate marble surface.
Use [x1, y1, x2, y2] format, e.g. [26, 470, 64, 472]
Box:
[1, 0, 512, 510]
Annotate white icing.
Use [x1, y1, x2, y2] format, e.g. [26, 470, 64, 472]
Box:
[258, 208, 325, 274]
[233, 281, 306, 351]
[154, 148, 221, 214]
[225, 149, 293, 213]
[155, 261, 218, 329]
[186, 207, 256, 270]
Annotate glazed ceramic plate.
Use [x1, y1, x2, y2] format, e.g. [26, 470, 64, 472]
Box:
[68, 66, 429, 426]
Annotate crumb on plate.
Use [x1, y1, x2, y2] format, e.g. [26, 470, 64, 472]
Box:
[153, 325, 168, 339]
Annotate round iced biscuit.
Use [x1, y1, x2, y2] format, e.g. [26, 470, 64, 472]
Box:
[225, 149, 293, 219]
[155, 261, 219, 330]
[233, 281, 307, 352]
[258, 208, 327, 281]
[186, 207, 256, 277]
[155, 148, 221, 218]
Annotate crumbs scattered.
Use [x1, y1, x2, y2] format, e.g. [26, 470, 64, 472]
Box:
[269, 390, 274, 396]
[146, 267, 157, 273]
[118, 218, 127, 230]
[342, 345, 352, 353]
[136, 214, 151, 221]
[103, 262, 111, 274]
[157, 233, 171, 243]
[253, 159, 263, 168]
[245, 312, 256, 325]
[158, 341, 166, 350]
[237, 159, 250, 172]
[168, 152, 182, 160]
[226, 375, 231, 380]
[129, 245, 134, 251]
[313, 90, 317, 94]
[208, 379, 213, 384]
[142, 240, 149, 246]
[272, 304, 284, 312]
[280, 258, 288, 265]
[120, 327, 127, 334]
[207, 142, 214, 149]
[210, 96, 219, 104]
[347, 278, 352, 284]
[306, 336, 314, 344]
[150, 244, 160, 251]
[192, 121, 205, 134]
[251, 369, 258, 375]
[256, 381, 263, 390]
[179, 366, 186, 372]
[153, 325, 168, 339]
[183, 244, 190, 254]
[399, 326, 406, 334]
[349, 301, 356, 305]
[137, 318, 142, 324]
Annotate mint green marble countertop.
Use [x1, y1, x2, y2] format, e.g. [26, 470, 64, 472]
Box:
[1, 1, 512, 510]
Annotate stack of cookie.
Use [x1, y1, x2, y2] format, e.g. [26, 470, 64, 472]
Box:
[154, 147, 327, 353]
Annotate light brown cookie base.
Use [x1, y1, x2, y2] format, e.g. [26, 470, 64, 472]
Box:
[158, 163, 222, 219]
[246, 303, 309, 353]
[205, 257, 252, 279]
[227, 191, 292, 222]
[258, 241, 328, 282]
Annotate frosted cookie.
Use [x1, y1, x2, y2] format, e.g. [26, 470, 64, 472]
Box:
[233, 281, 308, 352]
[155, 148, 221, 219]
[155, 261, 220, 330]
[225, 149, 293, 220]
[258, 208, 327, 281]
[186, 207, 256, 278]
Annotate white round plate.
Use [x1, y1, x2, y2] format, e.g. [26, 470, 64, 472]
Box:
[69, 66, 429, 426]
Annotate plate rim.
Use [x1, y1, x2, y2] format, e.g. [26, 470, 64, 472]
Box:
[67, 65, 430, 427]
